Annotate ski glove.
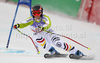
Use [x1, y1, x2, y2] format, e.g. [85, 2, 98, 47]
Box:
[36, 26, 44, 32]
[14, 24, 20, 29]
[38, 26, 44, 30]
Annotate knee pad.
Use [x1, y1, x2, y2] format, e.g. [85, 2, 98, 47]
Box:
[51, 36, 62, 47]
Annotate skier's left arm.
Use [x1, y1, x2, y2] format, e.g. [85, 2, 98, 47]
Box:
[42, 15, 51, 31]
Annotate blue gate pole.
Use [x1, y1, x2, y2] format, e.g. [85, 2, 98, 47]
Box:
[6, 3, 19, 50]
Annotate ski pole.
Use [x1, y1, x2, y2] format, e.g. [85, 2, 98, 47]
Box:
[44, 30, 91, 50]
[16, 29, 40, 54]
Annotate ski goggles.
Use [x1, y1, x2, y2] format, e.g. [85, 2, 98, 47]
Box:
[32, 10, 41, 16]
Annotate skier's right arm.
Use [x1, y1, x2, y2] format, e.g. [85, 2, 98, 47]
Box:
[14, 17, 34, 29]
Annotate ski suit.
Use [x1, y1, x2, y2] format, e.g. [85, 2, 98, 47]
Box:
[16, 15, 79, 54]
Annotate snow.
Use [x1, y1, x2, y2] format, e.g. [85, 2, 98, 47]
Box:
[0, 2, 100, 63]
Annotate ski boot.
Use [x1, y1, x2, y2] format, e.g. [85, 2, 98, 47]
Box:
[49, 47, 59, 54]
[75, 50, 85, 56]
[69, 50, 85, 59]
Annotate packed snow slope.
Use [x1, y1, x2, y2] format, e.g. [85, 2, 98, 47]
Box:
[0, 2, 100, 63]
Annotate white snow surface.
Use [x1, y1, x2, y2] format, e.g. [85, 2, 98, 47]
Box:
[0, 2, 100, 63]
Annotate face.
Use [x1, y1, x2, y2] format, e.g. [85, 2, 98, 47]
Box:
[32, 10, 41, 19]
[34, 15, 41, 19]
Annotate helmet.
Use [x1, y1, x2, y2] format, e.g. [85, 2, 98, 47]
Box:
[31, 5, 43, 17]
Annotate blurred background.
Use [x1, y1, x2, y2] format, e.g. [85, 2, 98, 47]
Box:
[1, 0, 100, 26]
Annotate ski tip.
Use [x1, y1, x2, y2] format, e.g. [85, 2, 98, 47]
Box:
[44, 53, 50, 58]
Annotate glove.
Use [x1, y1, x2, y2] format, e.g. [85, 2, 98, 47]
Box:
[38, 26, 44, 30]
[36, 26, 44, 32]
[13, 24, 20, 29]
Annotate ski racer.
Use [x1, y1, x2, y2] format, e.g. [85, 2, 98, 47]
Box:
[14, 5, 85, 56]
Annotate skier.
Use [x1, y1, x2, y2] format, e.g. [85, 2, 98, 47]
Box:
[14, 5, 85, 57]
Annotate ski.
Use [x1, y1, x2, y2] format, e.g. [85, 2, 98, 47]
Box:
[44, 53, 68, 58]
[44, 53, 95, 60]
[69, 54, 82, 59]
[69, 54, 95, 60]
